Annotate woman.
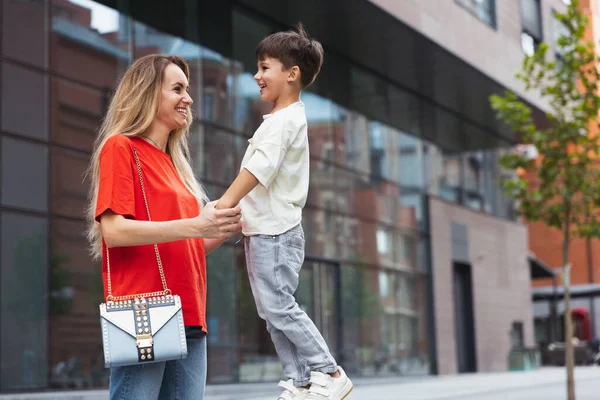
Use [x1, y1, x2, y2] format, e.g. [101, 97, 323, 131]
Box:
[86, 54, 241, 399]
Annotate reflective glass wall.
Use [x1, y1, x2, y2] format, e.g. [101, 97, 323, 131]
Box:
[0, 0, 516, 392]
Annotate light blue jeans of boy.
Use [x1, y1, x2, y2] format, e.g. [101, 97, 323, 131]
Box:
[244, 224, 338, 387]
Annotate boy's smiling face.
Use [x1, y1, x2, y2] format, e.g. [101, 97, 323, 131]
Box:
[254, 57, 290, 103]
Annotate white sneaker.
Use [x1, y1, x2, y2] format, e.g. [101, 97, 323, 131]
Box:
[277, 379, 308, 400]
[305, 367, 354, 400]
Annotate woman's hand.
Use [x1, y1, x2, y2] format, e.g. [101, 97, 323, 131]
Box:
[194, 201, 242, 239]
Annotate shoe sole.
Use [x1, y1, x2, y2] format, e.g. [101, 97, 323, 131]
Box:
[338, 379, 354, 400]
[340, 386, 353, 399]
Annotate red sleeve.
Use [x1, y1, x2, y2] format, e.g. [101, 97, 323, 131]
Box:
[95, 135, 136, 222]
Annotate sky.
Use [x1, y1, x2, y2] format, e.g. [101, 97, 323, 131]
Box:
[68, 0, 119, 33]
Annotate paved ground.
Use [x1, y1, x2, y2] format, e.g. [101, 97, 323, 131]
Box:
[1, 367, 597, 399]
[206, 366, 600, 400]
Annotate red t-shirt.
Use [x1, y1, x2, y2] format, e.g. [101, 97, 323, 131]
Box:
[95, 134, 207, 332]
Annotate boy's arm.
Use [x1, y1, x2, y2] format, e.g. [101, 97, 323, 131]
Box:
[215, 168, 259, 210]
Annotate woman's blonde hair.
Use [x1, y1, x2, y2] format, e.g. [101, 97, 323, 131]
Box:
[86, 54, 208, 260]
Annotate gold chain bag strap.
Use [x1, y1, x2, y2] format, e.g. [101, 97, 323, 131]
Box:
[98, 146, 188, 368]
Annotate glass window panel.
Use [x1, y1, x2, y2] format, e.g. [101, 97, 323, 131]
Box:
[350, 67, 388, 124]
[51, 148, 88, 218]
[337, 215, 361, 263]
[463, 151, 485, 212]
[50, 77, 105, 152]
[231, 9, 274, 134]
[355, 221, 378, 265]
[340, 265, 361, 375]
[1, 213, 48, 391]
[203, 92, 215, 121]
[395, 233, 418, 269]
[398, 193, 424, 231]
[351, 176, 398, 225]
[2, 137, 49, 212]
[353, 268, 384, 377]
[307, 158, 335, 210]
[397, 274, 416, 310]
[342, 112, 370, 174]
[388, 85, 420, 137]
[496, 148, 519, 220]
[412, 277, 431, 373]
[188, 122, 206, 179]
[333, 168, 369, 222]
[1, 62, 49, 140]
[231, 9, 271, 77]
[51, 0, 130, 87]
[463, 151, 483, 192]
[353, 268, 430, 376]
[296, 265, 314, 317]
[206, 244, 238, 383]
[304, 93, 339, 166]
[231, 71, 266, 135]
[456, 0, 496, 27]
[434, 109, 464, 152]
[303, 208, 338, 259]
[2, 0, 48, 67]
[368, 121, 394, 181]
[424, 142, 462, 203]
[197, 50, 239, 130]
[202, 182, 226, 202]
[520, 0, 542, 39]
[376, 228, 394, 267]
[397, 132, 424, 189]
[382, 268, 430, 372]
[418, 238, 431, 273]
[49, 218, 107, 389]
[190, 125, 236, 185]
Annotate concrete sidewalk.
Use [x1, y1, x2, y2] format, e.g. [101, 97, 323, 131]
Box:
[206, 367, 600, 400]
[0, 367, 598, 400]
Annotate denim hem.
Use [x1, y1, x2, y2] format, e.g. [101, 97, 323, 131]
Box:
[313, 365, 339, 374]
[293, 378, 311, 387]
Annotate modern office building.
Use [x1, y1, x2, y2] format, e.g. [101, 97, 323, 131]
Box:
[0, 0, 560, 395]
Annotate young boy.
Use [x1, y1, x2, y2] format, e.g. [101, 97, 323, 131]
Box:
[215, 24, 353, 400]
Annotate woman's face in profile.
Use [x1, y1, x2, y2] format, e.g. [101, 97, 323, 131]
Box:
[156, 63, 193, 131]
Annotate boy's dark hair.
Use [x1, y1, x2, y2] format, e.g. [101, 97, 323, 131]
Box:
[256, 22, 324, 89]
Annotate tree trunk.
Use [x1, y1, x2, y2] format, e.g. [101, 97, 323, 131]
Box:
[563, 223, 575, 400]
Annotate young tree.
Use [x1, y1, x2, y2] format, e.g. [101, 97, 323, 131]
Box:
[489, 1, 600, 399]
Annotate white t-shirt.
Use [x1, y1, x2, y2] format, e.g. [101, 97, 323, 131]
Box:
[240, 101, 309, 235]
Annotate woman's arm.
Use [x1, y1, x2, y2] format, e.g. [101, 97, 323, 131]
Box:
[204, 237, 229, 255]
[100, 200, 241, 248]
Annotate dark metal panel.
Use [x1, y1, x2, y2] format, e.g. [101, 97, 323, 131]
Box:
[234, 0, 546, 144]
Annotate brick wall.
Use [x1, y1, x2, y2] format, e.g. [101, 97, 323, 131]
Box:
[429, 197, 534, 374]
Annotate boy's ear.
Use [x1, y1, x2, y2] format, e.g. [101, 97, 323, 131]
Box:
[287, 66, 301, 83]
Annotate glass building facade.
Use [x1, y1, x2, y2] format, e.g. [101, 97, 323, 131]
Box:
[0, 0, 519, 393]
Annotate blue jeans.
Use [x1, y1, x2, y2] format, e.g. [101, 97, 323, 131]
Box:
[109, 336, 206, 400]
[244, 224, 338, 387]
